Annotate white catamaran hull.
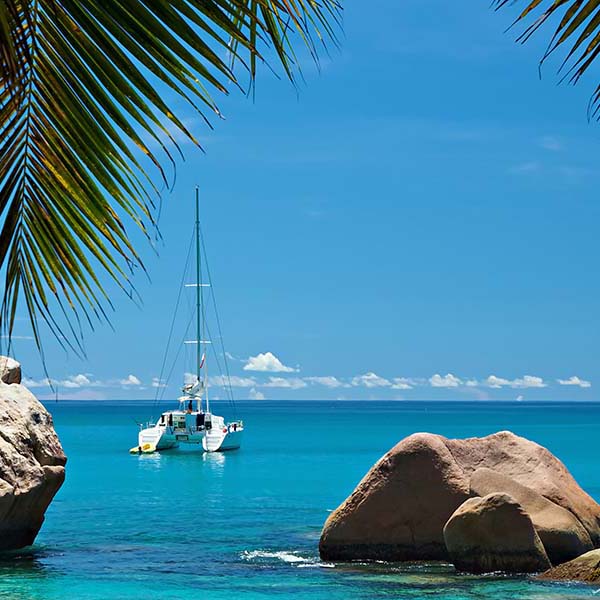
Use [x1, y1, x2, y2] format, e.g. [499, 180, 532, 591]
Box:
[133, 416, 243, 454]
[203, 427, 243, 452]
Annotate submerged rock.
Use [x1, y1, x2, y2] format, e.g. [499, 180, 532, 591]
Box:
[443, 493, 551, 574]
[319, 431, 600, 564]
[0, 357, 66, 550]
[538, 548, 600, 583]
[470, 467, 593, 565]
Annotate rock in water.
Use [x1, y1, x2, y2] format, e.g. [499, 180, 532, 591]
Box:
[319, 431, 600, 562]
[319, 433, 471, 561]
[538, 548, 600, 583]
[444, 493, 551, 574]
[443, 431, 600, 547]
[470, 467, 593, 565]
[0, 362, 66, 550]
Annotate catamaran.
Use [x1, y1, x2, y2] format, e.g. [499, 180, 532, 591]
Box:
[130, 188, 243, 454]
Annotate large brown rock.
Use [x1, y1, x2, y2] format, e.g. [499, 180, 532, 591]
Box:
[0, 356, 21, 385]
[0, 371, 66, 550]
[319, 431, 600, 562]
[443, 493, 551, 574]
[319, 433, 471, 561]
[538, 548, 600, 583]
[444, 431, 600, 546]
[471, 467, 593, 565]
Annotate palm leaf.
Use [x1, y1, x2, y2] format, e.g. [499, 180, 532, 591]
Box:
[495, 0, 600, 118]
[0, 0, 341, 359]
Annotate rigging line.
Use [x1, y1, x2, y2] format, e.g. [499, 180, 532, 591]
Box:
[198, 222, 236, 412]
[202, 318, 232, 403]
[158, 308, 195, 403]
[153, 228, 195, 405]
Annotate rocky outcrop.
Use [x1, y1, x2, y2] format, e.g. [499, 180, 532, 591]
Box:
[319, 431, 600, 566]
[443, 431, 600, 547]
[0, 357, 66, 550]
[471, 468, 593, 565]
[444, 493, 551, 573]
[538, 549, 600, 583]
[319, 433, 471, 561]
[0, 356, 21, 385]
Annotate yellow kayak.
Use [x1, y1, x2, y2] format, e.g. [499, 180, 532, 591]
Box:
[129, 443, 156, 454]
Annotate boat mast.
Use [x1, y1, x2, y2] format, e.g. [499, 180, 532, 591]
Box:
[195, 186, 203, 413]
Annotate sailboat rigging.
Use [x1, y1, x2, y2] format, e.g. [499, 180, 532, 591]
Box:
[130, 188, 244, 454]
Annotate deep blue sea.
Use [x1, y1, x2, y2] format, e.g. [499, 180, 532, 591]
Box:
[1, 400, 599, 599]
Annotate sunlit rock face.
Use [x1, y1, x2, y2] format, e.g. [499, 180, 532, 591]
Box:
[0, 356, 66, 550]
[0, 356, 21, 385]
[444, 492, 551, 574]
[538, 548, 600, 583]
[319, 431, 600, 568]
[469, 467, 593, 565]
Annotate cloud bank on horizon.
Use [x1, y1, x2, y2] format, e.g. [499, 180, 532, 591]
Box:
[22, 350, 593, 400]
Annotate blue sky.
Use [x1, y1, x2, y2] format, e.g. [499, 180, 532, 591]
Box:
[7, 1, 600, 400]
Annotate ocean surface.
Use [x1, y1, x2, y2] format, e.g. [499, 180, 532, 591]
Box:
[1, 400, 599, 599]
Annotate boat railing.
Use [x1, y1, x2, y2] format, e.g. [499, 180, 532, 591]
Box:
[171, 425, 206, 434]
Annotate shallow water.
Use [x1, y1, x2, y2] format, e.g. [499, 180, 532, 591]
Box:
[1, 400, 599, 599]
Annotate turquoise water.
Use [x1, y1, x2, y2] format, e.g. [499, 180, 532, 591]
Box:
[1, 400, 599, 599]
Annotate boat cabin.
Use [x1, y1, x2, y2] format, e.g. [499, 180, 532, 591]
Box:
[157, 410, 213, 432]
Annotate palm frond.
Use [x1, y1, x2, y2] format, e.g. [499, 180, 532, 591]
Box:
[0, 0, 341, 358]
[495, 0, 600, 118]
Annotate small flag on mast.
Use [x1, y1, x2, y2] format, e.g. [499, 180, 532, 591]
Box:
[199, 353, 206, 369]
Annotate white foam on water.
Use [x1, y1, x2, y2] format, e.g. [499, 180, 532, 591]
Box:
[241, 550, 310, 564]
[241, 549, 335, 569]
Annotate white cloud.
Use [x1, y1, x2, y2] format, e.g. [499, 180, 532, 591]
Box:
[263, 377, 307, 389]
[62, 374, 92, 388]
[511, 375, 546, 388]
[516, 395, 524, 401]
[304, 376, 347, 388]
[484, 375, 511, 388]
[465, 379, 478, 387]
[248, 388, 265, 400]
[351, 372, 391, 388]
[27, 373, 141, 389]
[151, 377, 166, 388]
[557, 376, 591, 388]
[391, 377, 414, 390]
[243, 352, 296, 373]
[22, 374, 97, 389]
[429, 373, 461, 388]
[468, 374, 547, 389]
[210, 375, 257, 388]
[120, 374, 141, 386]
[22, 377, 51, 388]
